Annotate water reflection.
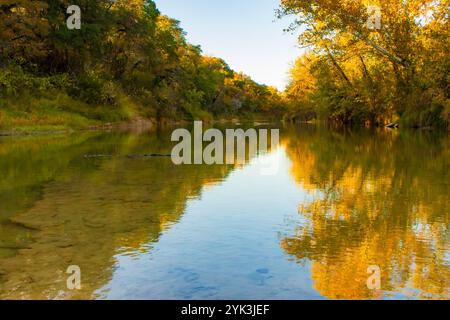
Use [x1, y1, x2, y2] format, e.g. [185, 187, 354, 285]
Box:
[0, 129, 235, 299]
[0, 125, 448, 299]
[281, 125, 449, 299]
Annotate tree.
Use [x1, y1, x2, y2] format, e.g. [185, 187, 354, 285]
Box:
[280, 0, 449, 127]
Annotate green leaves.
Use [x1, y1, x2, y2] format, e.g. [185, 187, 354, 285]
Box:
[1, 0, 284, 124]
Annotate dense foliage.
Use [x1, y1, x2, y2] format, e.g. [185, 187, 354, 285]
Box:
[1, 0, 448, 130]
[281, 0, 449, 128]
[0, 0, 284, 129]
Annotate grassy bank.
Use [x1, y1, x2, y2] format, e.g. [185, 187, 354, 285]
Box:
[0, 90, 273, 135]
[0, 91, 149, 134]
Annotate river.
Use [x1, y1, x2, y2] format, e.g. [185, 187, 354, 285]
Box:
[0, 124, 448, 299]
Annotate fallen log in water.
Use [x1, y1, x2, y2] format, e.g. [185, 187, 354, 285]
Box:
[83, 154, 113, 159]
[84, 154, 172, 159]
[127, 154, 172, 158]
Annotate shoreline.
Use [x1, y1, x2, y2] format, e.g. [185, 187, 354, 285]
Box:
[0, 117, 275, 137]
[1, 118, 447, 137]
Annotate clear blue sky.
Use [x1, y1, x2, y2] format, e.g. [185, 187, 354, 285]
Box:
[154, 0, 302, 90]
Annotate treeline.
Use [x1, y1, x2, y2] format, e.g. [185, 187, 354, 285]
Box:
[0, 0, 284, 130]
[281, 0, 449, 128]
[2, 1, 448, 130]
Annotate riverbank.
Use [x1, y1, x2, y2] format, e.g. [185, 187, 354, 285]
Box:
[0, 99, 270, 137]
[0, 116, 269, 136]
[0, 90, 270, 136]
[1, 115, 447, 137]
[0, 92, 445, 136]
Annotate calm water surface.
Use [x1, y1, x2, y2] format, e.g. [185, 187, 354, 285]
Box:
[0, 125, 448, 299]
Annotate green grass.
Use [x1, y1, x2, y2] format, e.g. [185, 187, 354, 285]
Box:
[0, 90, 147, 134]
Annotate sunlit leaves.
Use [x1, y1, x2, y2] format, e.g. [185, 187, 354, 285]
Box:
[281, 0, 449, 127]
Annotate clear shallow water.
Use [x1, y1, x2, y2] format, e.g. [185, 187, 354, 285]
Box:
[0, 125, 448, 299]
